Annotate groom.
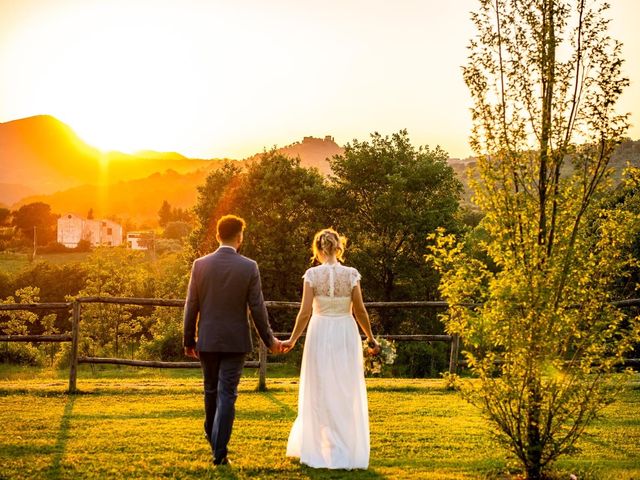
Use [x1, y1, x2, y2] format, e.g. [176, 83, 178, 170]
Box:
[183, 214, 282, 466]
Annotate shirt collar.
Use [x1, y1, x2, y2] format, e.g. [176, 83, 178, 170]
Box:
[217, 245, 237, 252]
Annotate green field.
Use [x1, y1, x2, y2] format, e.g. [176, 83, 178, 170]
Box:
[0, 251, 91, 275]
[0, 367, 638, 479]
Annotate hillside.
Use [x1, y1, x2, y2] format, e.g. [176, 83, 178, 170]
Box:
[0, 115, 215, 204]
[13, 166, 221, 223]
[248, 135, 344, 175]
[448, 138, 640, 204]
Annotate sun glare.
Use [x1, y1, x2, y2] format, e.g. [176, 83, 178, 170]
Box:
[2, 1, 221, 154]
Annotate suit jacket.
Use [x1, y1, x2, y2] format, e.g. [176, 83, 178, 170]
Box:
[183, 246, 274, 352]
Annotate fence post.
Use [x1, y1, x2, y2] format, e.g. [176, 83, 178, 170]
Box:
[68, 300, 81, 393]
[448, 334, 460, 374]
[258, 341, 268, 391]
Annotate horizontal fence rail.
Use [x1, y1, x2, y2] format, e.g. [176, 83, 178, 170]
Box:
[1, 295, 639, 393]
[77, 357, 261, 369]
[0, 334, 72, 343]
[0, 302, 72, 311]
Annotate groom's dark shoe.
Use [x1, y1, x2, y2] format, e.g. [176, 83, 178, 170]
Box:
[213, 456, 230, 466]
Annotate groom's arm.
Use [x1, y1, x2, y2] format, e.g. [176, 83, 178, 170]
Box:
[183, 261, 200, 349]
[247, 262, 275, 349]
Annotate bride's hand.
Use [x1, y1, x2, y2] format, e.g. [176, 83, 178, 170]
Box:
[367, 339, 381, 356]
[281, 339, 296, 353]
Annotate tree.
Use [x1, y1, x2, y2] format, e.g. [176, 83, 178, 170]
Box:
[75, 249, 151, 357]
[163, 221, 191, 241]
[189, 153, 328, 328]
[11, 202, 58, 246]
[428, 1, 638, 478]
[188, 162, 243, 259]
[158, 200, 172, 227]
[0, 208, 11, 226]
[329, 130, 462, 331]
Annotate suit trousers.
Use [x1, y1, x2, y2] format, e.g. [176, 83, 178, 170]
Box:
[199, 351, 246, 462]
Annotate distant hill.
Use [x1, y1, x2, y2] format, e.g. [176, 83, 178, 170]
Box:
[1, 115, 347, 223]
[448, 138, 640, 204]
[0, 115, 215, 204]
[13, 166, 221, 223]
[248, 135, 344, 175]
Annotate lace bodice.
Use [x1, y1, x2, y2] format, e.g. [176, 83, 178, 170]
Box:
[303, 263, 361, 298]
[303, 263, 361, 316]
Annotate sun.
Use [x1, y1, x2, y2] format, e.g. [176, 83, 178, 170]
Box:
[2, 1, 222, 154]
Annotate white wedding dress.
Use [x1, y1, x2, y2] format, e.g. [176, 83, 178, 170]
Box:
[286, 262, 370, 469]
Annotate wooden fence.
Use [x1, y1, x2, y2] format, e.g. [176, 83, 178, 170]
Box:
[1, 296, 639, 393]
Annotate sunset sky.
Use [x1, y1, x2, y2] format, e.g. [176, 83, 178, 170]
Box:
[0, 0, 638, 160]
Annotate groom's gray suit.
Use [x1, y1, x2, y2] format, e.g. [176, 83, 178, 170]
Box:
[184, 245, 275, 463]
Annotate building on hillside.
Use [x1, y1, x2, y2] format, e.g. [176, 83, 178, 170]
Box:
[126, 231, 154, 250]
[57, 213, 123, 248]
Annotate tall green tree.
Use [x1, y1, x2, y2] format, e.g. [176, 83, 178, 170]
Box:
[329, 130, 462, 313]
[0, 208, 11, 226]
[428, 1, 638, 478]
[12, 202, 58, 246]
[189, 162, 243, 259]
[158, 200, 172, 227]
[75, 249, 151, 357]
[189, 153, 328, 328]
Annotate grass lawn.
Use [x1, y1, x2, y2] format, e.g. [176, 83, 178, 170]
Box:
[0, 251, 91, 274]
[0, 366, 638, 480]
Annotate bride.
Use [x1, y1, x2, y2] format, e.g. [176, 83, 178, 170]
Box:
[282, 228, 381, 469]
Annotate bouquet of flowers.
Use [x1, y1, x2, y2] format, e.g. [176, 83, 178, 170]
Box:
[362, 337, 397, 376]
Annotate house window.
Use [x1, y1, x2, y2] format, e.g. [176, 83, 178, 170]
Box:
[107, 228, 113, 235]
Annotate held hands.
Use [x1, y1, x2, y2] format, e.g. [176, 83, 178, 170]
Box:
[269, 338, 284, 354]
[281, 338, 296, 354]
[268, 337, 295, 354]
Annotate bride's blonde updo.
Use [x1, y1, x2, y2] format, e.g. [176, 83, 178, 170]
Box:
[312, 228, 347, 264]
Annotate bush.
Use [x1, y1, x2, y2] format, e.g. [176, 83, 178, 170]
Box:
[0, 343, 42, 366]
[139, 312, 184, 361]
[38, 242, 71, 254]
[392, 341, 450, 378]
[74, 239, 92, 252]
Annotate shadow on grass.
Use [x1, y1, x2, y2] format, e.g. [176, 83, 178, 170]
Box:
[262, 390, 296, 417]
[46, 395, 76, 479]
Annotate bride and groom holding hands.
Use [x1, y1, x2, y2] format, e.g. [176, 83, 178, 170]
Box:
[183, 214, 381, 469]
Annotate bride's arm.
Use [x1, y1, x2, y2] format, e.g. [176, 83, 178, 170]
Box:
[352, 282, 381, 354]
[282, 281, 314, 352]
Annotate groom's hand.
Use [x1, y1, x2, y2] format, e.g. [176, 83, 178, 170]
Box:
[268, 338, 283, 354]
[184, 346, 199, 359]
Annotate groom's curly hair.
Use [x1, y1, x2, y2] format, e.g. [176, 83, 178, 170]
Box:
[216, 214, 246, 242]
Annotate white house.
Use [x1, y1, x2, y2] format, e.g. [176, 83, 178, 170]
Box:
[126, 231, 154, 250]
[57, 214, 123, 248]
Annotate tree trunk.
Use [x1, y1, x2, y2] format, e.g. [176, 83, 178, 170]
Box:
[525, 378, 544, 479]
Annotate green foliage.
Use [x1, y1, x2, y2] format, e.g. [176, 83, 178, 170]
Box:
[12, 261, 87, 303]
[1, 286, 40, 335]
[163, 221, 191, 241]
[393, 341, 450, 378]
[138, 308, 184, 361]
[75, 248, 152, 357]
[0, 207, 11, 226]
[189, 161, 243, 257]
[427, 1, 640, 478]
[189, 153, 328, 323]
[11, 202, 58, 246]
[329, 130, 462, 336]
[0, 343, 42, 366]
